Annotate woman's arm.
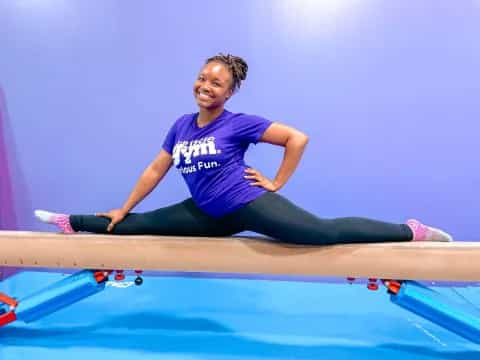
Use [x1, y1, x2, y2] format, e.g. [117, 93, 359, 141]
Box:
[245, 123, 308, 191]
[96, 149, 173, 232]
[120, 149, 173, 213]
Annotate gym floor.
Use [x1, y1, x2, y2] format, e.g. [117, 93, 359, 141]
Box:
[1, 271, 479, 359]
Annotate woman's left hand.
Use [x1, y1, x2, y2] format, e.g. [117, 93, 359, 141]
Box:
[244, 168, 280, 192]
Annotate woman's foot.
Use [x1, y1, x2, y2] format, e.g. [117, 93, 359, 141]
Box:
[34, 210, 75, 234]
[406, 219, 453, 242]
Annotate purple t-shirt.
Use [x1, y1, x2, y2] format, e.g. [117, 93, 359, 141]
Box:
[162, 109, 273, 218]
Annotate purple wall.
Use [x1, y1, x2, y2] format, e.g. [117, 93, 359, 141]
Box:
[0, 1, 479, 239]
[0, 88, 19, 280]
[0, 88, 17, 230]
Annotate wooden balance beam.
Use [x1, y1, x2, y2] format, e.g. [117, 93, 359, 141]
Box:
[0, 231, 478, 281]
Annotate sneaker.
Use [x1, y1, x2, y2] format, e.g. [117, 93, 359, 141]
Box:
[406, 219, 452, 242]
[34, 210, 75, 234]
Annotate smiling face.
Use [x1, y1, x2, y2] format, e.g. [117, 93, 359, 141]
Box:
[193, 61, 234, 110]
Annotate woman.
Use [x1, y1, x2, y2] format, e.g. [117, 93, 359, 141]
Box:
[35, 54, 452, 244]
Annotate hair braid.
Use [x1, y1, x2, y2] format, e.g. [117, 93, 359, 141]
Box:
[206, 53, 248, 92]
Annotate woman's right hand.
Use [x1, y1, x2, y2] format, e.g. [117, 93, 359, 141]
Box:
[95, 208, 128, 232]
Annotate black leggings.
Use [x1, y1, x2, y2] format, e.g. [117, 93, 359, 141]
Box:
[70, 192, 413, 245]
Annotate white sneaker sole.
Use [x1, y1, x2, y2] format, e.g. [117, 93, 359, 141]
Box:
[34, 209, 55, 224]
[429, 226, 453, 242]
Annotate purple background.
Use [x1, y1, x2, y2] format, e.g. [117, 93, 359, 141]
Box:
[1, 5, 480, 354]
[1, 1, 479, 241]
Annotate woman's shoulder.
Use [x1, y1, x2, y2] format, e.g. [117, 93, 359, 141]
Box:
[227, 110, 263, 120]
[170, 112, 197, 127]
[228, 111, 271, 123]
[177, 112, 198, 121]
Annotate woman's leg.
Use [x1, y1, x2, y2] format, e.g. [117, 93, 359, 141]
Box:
[69, 198, 245, 236]
[234, 192, 413, 245]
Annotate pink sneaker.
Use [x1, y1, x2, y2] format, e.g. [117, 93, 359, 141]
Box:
[406, 219, 453, 242]
[34, 210, 75, 234]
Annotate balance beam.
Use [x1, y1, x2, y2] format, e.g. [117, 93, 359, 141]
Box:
[0, 231, 478, 281]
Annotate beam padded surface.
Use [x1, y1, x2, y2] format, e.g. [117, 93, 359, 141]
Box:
[0, 231, 478, 281]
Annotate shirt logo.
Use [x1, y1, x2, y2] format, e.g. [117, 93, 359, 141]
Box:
[172, 136, 220, 166]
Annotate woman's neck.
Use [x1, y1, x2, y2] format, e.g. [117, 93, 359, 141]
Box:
[197, 106, 225, 127]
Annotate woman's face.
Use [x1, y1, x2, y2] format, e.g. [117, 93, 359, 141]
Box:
[193, 61, 234, 110]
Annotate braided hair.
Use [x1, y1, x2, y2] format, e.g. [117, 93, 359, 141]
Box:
[206, 53, 248, 92]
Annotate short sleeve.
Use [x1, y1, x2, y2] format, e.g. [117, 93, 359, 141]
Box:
[232, 114, 273, 144]
[162, 117, 182, 154]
